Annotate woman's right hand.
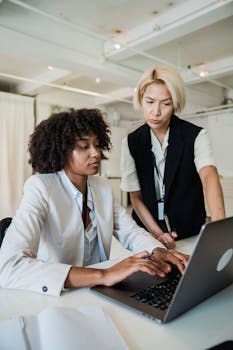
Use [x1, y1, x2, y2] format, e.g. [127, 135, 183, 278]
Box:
[101, 251, 170, 287]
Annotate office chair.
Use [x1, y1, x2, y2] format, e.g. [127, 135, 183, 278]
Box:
[0, 217, 12, 247]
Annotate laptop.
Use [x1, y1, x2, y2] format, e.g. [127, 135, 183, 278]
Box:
[91, 217, 233, 323]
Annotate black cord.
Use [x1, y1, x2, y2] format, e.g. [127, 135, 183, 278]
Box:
[82, 184, 88, 228]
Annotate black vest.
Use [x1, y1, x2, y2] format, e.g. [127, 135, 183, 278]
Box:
[128, 115, 206, 239]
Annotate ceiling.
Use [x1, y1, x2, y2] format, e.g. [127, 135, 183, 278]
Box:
[0, 0, 233, 112]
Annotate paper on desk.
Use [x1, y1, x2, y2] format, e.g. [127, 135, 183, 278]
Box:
[0, 317, 28, 350]
[0, 306, 129, 350]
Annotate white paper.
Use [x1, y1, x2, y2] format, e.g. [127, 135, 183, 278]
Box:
[0, 306, 129, 350]
[0, 317, 28, 350]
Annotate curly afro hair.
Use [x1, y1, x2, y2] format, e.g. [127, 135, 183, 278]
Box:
[28, 108, 112, 173]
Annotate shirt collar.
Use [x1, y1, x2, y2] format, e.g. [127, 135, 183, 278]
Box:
[150, 128, 170, 155]
[58, 170, 94, 211]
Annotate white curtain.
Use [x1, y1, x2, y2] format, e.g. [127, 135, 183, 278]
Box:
[0, 92, 34, 218]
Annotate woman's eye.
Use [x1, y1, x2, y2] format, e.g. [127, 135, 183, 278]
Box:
[79, 144, 88, 150]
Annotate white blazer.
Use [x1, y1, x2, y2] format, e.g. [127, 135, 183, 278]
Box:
[0, 171, 163, 296]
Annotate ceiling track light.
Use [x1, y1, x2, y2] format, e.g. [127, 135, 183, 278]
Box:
[200, 71, 209, 77]
[114, 43, 121, 50]
[0, 71, 132, 103]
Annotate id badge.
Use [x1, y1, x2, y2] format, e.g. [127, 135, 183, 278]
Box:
[157, 200, 164, 220]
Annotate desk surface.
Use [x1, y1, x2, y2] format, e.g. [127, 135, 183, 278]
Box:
[0, 236, 233, 350]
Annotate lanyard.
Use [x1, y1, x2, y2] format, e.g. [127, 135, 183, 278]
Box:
[152, 153, 165, 200]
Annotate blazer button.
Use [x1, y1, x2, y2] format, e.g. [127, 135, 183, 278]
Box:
[42, 286, 48, 292]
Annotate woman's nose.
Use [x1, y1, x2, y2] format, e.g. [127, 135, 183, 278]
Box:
[152, 103, 161, 115]
[90, 146, 99, 158]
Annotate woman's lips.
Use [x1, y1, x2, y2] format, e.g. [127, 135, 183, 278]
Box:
[149, 119, 160, 124]
[89, 161, 100, 168]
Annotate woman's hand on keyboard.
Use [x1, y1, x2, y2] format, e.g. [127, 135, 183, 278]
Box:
[151, 248, 189, 274]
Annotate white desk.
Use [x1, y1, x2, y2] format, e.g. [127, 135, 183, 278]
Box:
[0, 237, 233, 350]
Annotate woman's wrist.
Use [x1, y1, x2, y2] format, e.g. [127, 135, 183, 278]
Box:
[65, 266, 106, 288]
[152, 230, 164, 240]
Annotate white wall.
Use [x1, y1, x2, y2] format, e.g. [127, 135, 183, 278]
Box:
[182, 110, 233, 217]
[184, 111, 233, 177]
[101, 127, 128, 178]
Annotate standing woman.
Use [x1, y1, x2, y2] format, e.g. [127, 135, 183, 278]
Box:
[121, 65, 225, 249]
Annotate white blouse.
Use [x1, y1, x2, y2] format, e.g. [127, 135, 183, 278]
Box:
[70, 180, 101, 267]
[83, 202, 101, 266]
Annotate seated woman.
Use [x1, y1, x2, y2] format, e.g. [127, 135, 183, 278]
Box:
[0, 108, 188, 296]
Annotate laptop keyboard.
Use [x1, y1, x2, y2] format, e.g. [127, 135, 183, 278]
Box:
[131, 267, 181, 310]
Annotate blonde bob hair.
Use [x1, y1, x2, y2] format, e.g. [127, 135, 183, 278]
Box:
[134, 64, 185, 113]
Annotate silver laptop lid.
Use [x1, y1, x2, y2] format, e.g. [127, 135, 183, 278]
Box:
[165, 216, 233, 321]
